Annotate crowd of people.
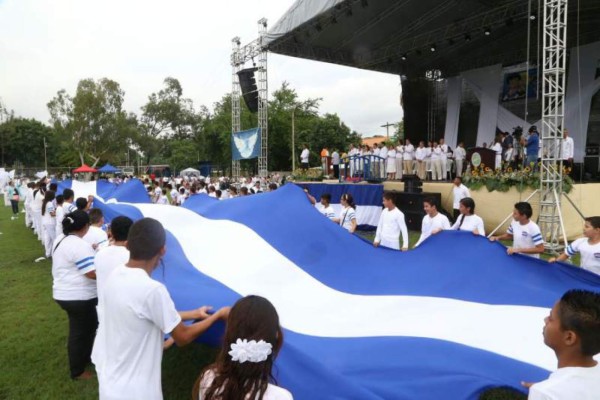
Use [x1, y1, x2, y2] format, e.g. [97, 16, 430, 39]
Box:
[3, 171, 600, 399]
[311, 126, 575, 182]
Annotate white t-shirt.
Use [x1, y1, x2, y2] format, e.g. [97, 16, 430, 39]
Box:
[415, 147, 427, 161]
[416, 213, 451, 247]
[318, 205, 336, 220]
[31, 190, 44, 212]
[52, 234, 97, 301]
[198, 369, 293, 400]
[63, 201, 78, 214]
[156, 195, 168, 205]
[451, 214, 485, 236]
[374, 207, 409, 250]
[338, 206, 356, 232]
[507, 220, 544, 258]
[300, 149, 309, 163]
[83, 225, 109, 251]
[529, 363, 600, 400]
[42, 202, 56, 226]
[54, 205, 64, 236]
[94, 266, 182, 400]
[95, 245, 130, 301]
[566, 238, 600, 276]
[452, 184, 471, 209]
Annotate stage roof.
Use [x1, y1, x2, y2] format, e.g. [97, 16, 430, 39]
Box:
[265, 0, 600, 78]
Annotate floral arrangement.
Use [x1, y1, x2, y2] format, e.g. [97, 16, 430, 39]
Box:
[462, 163, 574, 193]
[289, 168, 325, 182]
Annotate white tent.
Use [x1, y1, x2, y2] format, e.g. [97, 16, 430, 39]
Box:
[180, 167, 202, 177]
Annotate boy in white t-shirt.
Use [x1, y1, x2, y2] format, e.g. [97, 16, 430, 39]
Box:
[317, 193, 336, 220]
[521, 289, 600, 399]
[93, 218, 230, 400]
[415, 197, 451, 247]
[490, 202, 544, 258]
[83, 209, 109, 251]
[549, 216, 600, 276]
[94, 216, 133, 301]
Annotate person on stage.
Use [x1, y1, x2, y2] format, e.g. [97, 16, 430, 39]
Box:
[452, 177, 471, 221]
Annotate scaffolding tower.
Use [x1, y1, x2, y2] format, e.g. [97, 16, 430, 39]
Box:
[231, 37, 242, 179]
[539, 0, 568, 252]
[230, 19, 269, 179]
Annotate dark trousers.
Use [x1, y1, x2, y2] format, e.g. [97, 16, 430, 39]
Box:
[10, 199, 19, 214]
[55, 298, 98, 378]
[333, 164, 340, 179]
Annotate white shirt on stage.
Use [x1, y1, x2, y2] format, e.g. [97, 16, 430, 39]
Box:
[562, 136, 574, 160]
[374, 207, 409, 250]
[452, 184, 471, 209]
[403, 144, 415, 160]
[529, 363, 600, 400]
[454, 146, 466, 160]
[416, 213, 451, 247]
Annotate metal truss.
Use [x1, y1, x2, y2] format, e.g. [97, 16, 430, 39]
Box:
[231, 19, 269, 178]
[257, 18, 269, 177]
[231, 37, 242, 179]
[539, 0, 568, 252]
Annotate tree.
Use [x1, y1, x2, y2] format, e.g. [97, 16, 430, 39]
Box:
[392, 120, 405, 142]
[137, 77, 196, 165]
[0, 117, 59, 167]
[47, 78, 133, 167]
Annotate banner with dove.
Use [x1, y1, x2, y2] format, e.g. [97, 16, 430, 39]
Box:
[232, 128, 261, 160]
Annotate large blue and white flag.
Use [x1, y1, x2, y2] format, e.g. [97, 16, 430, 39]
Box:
[56, 179, 150, 204]
[94, 184, 600, 400]
[232, 127, 261, 160]
[300, 182, 383, 229]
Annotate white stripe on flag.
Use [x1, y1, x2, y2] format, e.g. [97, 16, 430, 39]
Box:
[135, 203, 555, 371]
[71, 181, 99, 200]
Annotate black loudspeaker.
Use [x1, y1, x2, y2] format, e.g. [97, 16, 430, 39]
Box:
[401, 174, 422, 193]
[237, 68, 259, 113]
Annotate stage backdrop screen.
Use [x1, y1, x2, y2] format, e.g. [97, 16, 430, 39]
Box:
[501, 68, 538, 102]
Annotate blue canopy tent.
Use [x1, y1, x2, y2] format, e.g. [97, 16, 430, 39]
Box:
[97, 164, 121, 174]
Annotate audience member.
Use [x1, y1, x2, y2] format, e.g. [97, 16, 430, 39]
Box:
[522, 290, 600, 399]
[193, 295, 292, 400]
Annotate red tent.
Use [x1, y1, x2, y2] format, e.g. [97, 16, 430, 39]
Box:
[73, 164, 98, 173]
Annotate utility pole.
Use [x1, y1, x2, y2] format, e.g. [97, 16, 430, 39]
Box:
[43, 137, 48, 173]
[291, 107, 296, 171]
[381, 122, 397, 140]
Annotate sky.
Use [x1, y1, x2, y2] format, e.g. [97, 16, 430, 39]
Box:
[0, 0, 403, 137]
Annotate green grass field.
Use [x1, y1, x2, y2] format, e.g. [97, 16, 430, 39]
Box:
[1, 204, 569, 400]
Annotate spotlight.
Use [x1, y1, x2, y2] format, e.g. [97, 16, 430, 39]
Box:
[401, 53, 408, 61]
[465, 34, 471, 42]
[484, 27, 491, 36]
[430, 44, 436, 52]
[530, 13, 536, 20]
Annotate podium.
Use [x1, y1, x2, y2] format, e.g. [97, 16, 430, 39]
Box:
[467, 147, 496, 170]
